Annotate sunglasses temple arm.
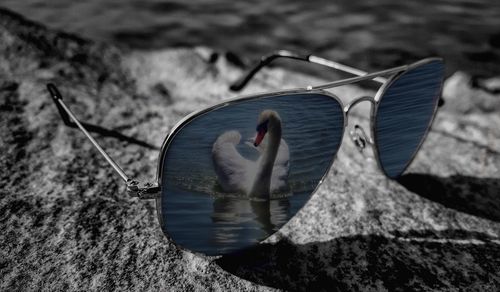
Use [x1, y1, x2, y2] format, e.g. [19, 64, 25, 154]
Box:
[45, 85, 158, 149]
[229, 50, 387, 91]
[46, 84, 160, 199]
[229, 50, 306, 91]
[229, 50, 446, 107]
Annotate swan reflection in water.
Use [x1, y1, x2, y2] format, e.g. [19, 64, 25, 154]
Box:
[210, 109, 291, 243]
[211, 197, 291, 245]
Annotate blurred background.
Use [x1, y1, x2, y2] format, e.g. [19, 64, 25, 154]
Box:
[1, 0, 499, 77]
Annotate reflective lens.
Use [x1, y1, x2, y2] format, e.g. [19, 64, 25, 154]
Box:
[160, 93, 344, 255]
[375, 60, 445, 178]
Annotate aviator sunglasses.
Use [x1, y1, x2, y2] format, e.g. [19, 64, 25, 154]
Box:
[47, 50, 445, 256]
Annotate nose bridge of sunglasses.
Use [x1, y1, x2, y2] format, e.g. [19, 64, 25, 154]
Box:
[343, 95, 375, 115]
[343, 95, 375, 127]
[342, 95, 375, 154]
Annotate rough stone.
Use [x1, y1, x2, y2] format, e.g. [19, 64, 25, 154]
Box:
[1, 7, 499, 292]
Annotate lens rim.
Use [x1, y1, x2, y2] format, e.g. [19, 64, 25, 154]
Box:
[371, 58, 445, 179]
[154, 89, 346, 255]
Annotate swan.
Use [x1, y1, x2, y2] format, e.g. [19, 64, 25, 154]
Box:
[212, 110, 289, 200]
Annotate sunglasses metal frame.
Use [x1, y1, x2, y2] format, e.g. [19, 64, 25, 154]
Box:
[47, 51, 444, 250]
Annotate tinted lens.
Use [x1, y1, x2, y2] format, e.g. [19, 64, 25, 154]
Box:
[375, 60, 444, 178]
[160, 93, 344, 255]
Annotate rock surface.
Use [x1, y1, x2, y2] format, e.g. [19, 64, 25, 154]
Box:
[1, 7, 500, 291]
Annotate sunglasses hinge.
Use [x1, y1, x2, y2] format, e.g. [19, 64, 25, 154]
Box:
[126, 180, 160, 200]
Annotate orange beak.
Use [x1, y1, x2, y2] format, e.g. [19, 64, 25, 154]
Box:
[254, 130, 266, 146]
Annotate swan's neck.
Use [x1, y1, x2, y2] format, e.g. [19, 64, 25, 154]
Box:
[249, 124, 281, 199]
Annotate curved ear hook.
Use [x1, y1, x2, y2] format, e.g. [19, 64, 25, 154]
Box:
[47, 83, 74, 127]
[230, 50, 310, 91]
[47, 84, 158, 150]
